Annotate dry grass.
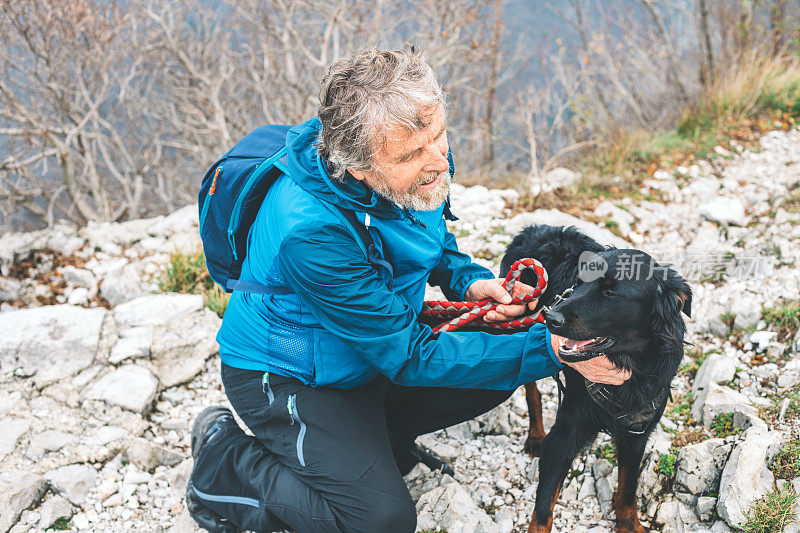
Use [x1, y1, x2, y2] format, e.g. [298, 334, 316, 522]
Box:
[492, 57, 800, 216]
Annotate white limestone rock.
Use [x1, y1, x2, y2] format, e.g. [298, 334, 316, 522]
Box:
[416, 478, 500, 533]
[60, 266, 97, 292]
[83, 364, 159, 414]
[37, 495, 75, 531]
[692, 354, 737, 396]
[27, 430, 77, 459]
[592, 460, 617, 520]
[46, 464, 99, 506]
[113, 294, 204, 328]
[147, 308, 220, 389]
[674, 438, 734, 495]
[99, 264, 151, 306]
[698, 198, 746, 226]
[66, 287, 89, 306]
[656, 498, 700, 533]
[108, 326, 153, 364]
[146, 204, 198, 237]
[0, 305, 106, 386]
[0, 470, 47, 533]
[544, 167, 582, 189]
[80, 218, 155, 248]
[729, 295, 761, 330]
[692, 383, 755, 427]
[696, 496, 717, 522]
[748, 331, 777, 353]
[505, 209, 629, 248]
[124, 438, 184, 472]
[84, 425, 129, 447]
[594, 201, 635, 236]
[0, 229, 49, 276]
[716, 430, 781, 527]
[0, 418, 30, 461]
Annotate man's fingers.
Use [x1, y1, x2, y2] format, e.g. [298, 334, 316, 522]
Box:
[495, 304, 526, 316]
[565, 356, 632, 385]
[488, 283, 512, 304]
[512, 281, 534, 297]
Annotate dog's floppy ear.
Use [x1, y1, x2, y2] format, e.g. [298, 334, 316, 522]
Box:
[655, 265, 692, 317]
[652, 266, 692, 344]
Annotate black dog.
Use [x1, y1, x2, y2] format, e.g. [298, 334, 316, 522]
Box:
[499, 225, 691, 533]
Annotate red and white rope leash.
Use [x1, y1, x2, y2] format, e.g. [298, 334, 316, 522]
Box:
[421, 258, 548, 333]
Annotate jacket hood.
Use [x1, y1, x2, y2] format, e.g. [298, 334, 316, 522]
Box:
[284, 118, 404, 219]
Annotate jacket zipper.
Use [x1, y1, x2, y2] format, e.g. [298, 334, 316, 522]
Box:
[287, 394, 307, 466]
[227, 147, 288, 260]
[199, 165, 223, 233]
[402, 208, 427, 228]
[262, 372, 274, 406]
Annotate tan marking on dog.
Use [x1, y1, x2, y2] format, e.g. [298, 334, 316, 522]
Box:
[614, 462, 648, 533]
[525, 382, 546, 452]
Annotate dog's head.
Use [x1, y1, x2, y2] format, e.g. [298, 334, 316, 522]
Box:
[543, 249, 691, 369]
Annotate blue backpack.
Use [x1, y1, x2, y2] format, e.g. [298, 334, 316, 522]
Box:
[198, 124, 393, 295]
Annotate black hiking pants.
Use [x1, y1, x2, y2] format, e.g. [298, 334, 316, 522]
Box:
[190, 363, 515, 533]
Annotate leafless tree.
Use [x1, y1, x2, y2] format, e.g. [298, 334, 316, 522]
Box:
[3, 0, 798, 231]
[0, 0, 496, 229]
[0, 1, 171, 225]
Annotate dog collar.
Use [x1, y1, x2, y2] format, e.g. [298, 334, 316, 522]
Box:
[584, 379, 672, 435]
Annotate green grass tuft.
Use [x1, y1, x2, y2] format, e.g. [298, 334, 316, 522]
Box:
[655, 452, 678, 477]
[593, 443, 617, 466]
[46, 517, 71, 531]
[710, 412, 742, 438]
[156, 248, 230, 318]
[771, 438, 800, 480]
[736, 487, 798, 533]
[762, 300, 800, 342]
[666, 392, 695, 426]
[761, 385, 800, 424]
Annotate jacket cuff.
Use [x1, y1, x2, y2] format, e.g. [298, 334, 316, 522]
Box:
[457, 270, 495, 301]
[545, 327, 564, 370]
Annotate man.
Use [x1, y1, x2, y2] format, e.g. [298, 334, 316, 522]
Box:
[187, 48, 631, 533]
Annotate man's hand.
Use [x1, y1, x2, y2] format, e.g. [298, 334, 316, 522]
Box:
[550, 333, 631, 385]
[464, 278, 538, 322]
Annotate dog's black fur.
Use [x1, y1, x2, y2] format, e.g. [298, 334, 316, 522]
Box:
[500, 225, 692, 532]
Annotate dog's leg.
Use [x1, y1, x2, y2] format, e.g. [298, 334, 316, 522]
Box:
[523, 382, 546, 457]
[528, 413, 596, 533]
[614, 435, 649, 533]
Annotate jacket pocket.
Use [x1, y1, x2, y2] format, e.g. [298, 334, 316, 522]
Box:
[262, 372, 274, 406]
[287, 393, 307, 467]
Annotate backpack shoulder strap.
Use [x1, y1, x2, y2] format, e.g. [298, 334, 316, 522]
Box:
[329, 207, 395, 291]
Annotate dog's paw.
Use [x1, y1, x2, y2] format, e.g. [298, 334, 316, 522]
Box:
[617, 526, 648, 533]
[523, 435, 543, 457]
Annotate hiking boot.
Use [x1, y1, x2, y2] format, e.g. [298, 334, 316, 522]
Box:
[410, 444, 455, 476]
[191, 406, 237, 459]
[186, 407, 241, 533]
[186, 481, 241, 533]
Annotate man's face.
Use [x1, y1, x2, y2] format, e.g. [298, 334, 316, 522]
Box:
[349, 106, 451, 211]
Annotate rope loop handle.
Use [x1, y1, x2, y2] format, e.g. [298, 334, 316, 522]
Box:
[421, 258, 548, 333]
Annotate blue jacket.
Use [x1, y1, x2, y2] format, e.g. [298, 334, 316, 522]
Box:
[216, 118, 563, 389]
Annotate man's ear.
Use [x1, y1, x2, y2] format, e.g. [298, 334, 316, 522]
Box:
[348, 168, 367, 181]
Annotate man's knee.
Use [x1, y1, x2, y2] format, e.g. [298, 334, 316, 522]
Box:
[342, 494, 416, 533]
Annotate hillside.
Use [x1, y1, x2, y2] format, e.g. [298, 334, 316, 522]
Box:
[0, 127, 799, 532]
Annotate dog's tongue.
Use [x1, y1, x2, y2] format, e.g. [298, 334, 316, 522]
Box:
[564, 338, 598, 351]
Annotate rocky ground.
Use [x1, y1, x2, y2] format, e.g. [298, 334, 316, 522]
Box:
[1, 128, 799, 532]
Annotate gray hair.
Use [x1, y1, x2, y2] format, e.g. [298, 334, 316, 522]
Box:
[316, 48, 445, 181]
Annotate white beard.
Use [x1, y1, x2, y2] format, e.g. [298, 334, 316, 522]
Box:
[367, 169, 452, 211]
